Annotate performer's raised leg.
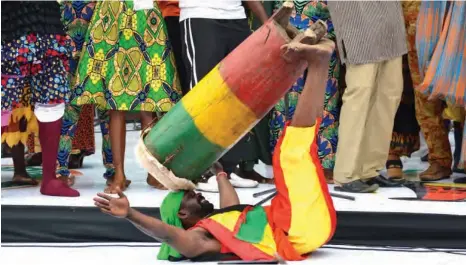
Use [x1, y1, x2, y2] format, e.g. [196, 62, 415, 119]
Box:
[268, 37, 337, 257]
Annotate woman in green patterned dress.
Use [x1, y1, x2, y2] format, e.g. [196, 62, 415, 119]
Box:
[72, 1, 182, 193]
[270, 0, 341, 182]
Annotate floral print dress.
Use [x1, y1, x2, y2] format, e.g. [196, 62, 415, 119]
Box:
[270, 0, 341, 170]
[72, 0, 181, 112]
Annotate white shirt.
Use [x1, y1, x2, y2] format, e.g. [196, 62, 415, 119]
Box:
[179, 0, 246, 21]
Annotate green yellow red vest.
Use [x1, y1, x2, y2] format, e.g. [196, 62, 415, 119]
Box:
[193, 205, 305, 261]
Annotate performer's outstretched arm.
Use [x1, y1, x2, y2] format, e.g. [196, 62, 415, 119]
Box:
[282, 38, 335, 128]
[94, 190, 219, 258]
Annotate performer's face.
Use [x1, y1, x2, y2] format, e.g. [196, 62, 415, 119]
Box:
[178, 190, 214, 228]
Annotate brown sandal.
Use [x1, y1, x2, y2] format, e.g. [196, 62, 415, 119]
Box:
[386, 160, 404, 181]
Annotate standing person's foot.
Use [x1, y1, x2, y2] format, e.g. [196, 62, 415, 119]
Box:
[365, 175, 404, 187]
[106, 175, 131, 187]
[334, 179, 379, 193]
[229, 172, 259, 188]
[68, 152, 86, 169]
[40, 179, 80, 197]
[419, 163, 452, 181]
[146, 174, 167, 190]
[105, 175, 130, 194]
[323, 169, 334, 184]
[420, 154, 428, 162]
[12, 172, 38, 186]
[234, 168, 273, 184]
[196, 172, 258, 193]
[386, 158, 405, 182]
[452, 166, 465, 174]
[57, 175, 75, 187]
[25, 152, 42, 166]
[196, 175, 220, 193]
[454, 177, 466, 184]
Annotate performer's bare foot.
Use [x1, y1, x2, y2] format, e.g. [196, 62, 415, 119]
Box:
[106, 177, 131, 187]
[146, 174, 167, 190]
[105, 174, 129, 194]
[12, 172, 39, 186]
[57, 175, 75, 187]
[234, 168, 274, 184]
[281, 37, 335, 62]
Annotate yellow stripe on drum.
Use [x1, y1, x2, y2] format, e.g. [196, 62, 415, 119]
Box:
[181, 66, 258, 149]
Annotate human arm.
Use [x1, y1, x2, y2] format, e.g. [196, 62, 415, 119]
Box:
[211, 162, 240, 208]
[243, 1, 268, 24]
[93, 189, 219, 258]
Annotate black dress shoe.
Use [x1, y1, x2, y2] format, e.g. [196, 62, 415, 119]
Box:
[365, 175, 403, 188]
[454, 177, 466, 184]
[334, 180, 379, 193]
[421, 154, 428, 162]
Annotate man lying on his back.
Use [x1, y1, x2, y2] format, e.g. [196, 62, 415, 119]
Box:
[93, 38, 337, 261]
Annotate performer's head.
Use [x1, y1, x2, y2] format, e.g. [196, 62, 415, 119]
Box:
[179, 190, 215, 228]
[158, 190, 214, 260]
[160, 190, 214, 230]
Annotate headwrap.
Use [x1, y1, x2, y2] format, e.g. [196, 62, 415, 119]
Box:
[157, 191, 185, 260]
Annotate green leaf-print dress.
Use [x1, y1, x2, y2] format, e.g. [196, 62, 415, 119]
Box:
[72, 0, 181, 112]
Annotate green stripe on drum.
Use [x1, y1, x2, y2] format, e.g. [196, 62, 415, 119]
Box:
[143, 102, 224, 180]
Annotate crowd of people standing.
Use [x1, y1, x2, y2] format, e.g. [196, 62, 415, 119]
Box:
[1, 0, 465, 197]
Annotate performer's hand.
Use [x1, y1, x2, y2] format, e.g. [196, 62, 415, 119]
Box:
[94, 187, 130, 218]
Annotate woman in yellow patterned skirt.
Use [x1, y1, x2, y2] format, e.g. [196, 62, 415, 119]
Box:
[72, 1, 182, 193]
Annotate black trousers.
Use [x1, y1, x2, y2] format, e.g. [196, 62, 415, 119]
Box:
[180, 18, 250, 89]
[180, 18, 257, 174]
[164, 16, 189, 95]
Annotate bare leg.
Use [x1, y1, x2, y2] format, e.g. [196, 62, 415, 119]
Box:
[11, 143, 38, 185]
[105, 110, 128, 193]
[141, 111, 167, 190]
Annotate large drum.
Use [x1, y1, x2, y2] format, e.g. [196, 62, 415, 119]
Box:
[136, 6, 326, 190]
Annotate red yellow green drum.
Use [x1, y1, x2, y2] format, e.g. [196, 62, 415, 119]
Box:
[138, 18, 310, 188]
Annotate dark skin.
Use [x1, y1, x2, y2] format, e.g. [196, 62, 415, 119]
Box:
[94, 38, 334, 259]
[7, 118, 38, 185]
[11, 143, 38, 185]
[105, 110, 158, 193]
[243, 1, 269, 24]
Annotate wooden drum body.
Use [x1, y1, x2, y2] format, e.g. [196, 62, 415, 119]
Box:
[136, 6, 323, 190]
